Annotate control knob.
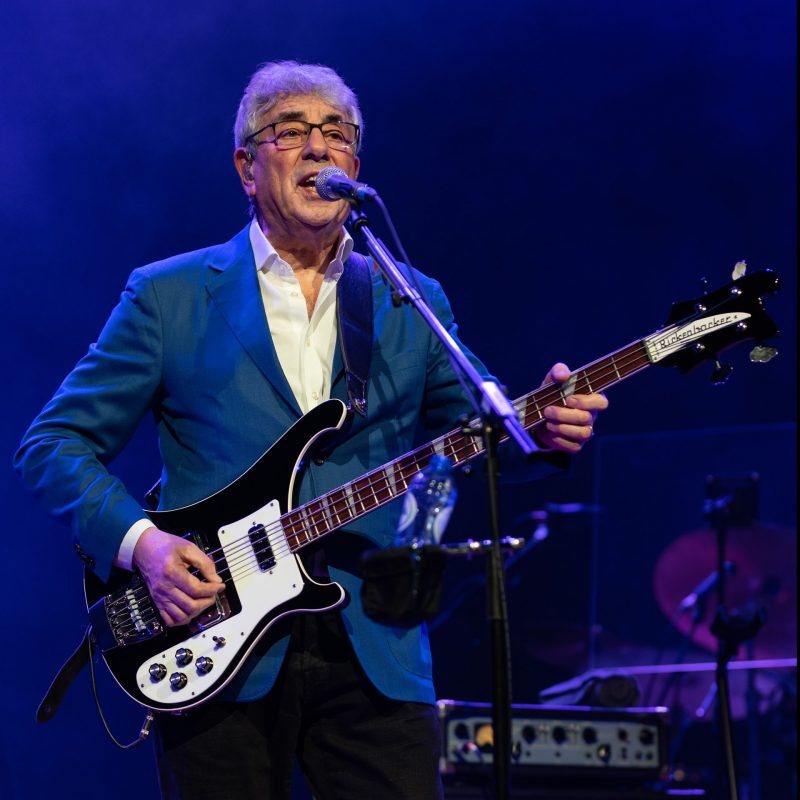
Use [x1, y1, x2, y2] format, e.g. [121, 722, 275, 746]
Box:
[196, 656, 214, 674]
[170, 672, 188, 691]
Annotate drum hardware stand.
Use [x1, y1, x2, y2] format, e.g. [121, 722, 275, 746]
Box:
[703, 474, 765, 800]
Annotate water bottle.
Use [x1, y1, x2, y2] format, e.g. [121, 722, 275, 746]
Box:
[395, 455, 457, 548]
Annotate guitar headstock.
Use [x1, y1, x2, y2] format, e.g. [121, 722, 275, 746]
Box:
[646, 268, 780, 378]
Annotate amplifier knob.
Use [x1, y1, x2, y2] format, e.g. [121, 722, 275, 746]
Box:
[170, 672, 188, 691]
[196, 656, 214, 674]
[453, 723, 470, 740]
[582, 726, 598, 744]
[521, 724, 537, 744]
[148, 663, 167, 681]
[175, 648, 193, 666]
[552, 726, 567, 745]
[597, 743, 612, 763]
[639, 728, 655, 745]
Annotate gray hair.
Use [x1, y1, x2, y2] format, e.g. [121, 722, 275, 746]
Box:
[234, 60, 363, 153]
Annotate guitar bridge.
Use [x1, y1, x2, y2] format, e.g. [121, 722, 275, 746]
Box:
[90, 574, 165, 651]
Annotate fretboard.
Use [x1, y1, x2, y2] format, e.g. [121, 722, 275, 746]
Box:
[281, 337, 652, 552]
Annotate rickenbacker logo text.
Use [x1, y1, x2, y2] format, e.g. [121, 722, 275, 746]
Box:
[646, 313, 749, 360]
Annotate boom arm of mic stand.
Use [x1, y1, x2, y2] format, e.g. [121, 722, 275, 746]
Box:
[349, 208, 537, 459]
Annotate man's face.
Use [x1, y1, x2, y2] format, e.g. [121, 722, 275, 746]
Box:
[236, 94, 360, 244]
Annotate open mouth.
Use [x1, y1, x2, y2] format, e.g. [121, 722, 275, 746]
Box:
[298, 173, 320, 191]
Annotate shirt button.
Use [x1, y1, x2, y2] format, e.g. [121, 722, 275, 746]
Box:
[305, 340, 311, 348]
[311, 391, 319, 401]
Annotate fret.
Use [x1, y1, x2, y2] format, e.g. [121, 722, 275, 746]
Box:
[283, 513, 302, 546]
[395, 453, 420, 490]
[365, 477, 380, 509]
[356, 476, 379, 513]
[318, 495, 334, 531]
[324, 487, 347, 524]
[343, 483, 357, 517]
[299, 506, 317, 542]
[351, 478, 370, 513]
[297, 507, 313, 543]
[384, 462, 399, 498]
[305, 501, 326, 540]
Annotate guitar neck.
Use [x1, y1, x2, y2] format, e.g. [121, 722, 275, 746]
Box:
[281, 338, 652, 553]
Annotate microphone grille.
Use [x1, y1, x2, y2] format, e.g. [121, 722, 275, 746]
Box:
[315, 166, 347, 201]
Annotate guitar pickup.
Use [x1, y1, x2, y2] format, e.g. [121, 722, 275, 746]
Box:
[248, 523, 276, 571]
[188, 590, 232, 634]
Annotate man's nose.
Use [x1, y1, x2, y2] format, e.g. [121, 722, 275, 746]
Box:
[302, 127, 331, 159]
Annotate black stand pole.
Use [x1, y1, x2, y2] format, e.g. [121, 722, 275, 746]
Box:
[482, 420, 512, 800]
[349, 205, 535, 800]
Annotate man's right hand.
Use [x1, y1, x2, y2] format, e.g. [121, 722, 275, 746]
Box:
[132, 527, 226, 627]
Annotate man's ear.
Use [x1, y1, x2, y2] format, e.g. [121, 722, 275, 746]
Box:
[234, 148, 256, 196]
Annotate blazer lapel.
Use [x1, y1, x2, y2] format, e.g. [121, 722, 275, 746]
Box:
[204, 227, 301, 417]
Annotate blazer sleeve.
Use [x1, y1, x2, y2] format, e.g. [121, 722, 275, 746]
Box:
[13, 268, 164, 581]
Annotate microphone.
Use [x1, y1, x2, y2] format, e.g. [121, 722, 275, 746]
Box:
[315, 166, 377, 203]
[677, 560, 737, 617]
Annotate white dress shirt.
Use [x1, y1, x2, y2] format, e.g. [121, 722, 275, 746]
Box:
[114, 219, 353, 570]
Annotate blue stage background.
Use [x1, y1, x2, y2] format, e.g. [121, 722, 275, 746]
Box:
[1, 1, 795, 797]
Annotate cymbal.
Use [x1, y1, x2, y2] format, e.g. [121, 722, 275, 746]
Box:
[653, 522, 796, 659]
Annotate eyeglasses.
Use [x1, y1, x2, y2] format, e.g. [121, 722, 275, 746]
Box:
[246, 120, 359, 152]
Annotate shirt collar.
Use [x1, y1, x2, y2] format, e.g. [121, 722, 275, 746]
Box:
[249, 218, 353, 281]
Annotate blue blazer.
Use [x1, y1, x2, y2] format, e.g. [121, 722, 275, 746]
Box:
[16, 225, 557, 704]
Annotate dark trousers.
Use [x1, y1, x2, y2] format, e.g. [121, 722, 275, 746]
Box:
[154, 611, 443, 799]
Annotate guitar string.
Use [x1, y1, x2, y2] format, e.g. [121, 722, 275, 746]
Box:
[203, 339, 653, 577]
[113, 346, 655, 637]
[114, 340, 656, 635]
[116, 286, 755, 633]
[147, 341, 652, 608]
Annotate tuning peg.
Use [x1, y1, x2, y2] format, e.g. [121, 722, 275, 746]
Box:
[749, 344, 778, 363]
[710, 360, 734, 385]
[732, 260, 747, 280]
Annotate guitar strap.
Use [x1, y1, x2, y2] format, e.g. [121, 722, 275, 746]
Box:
[336, 251, 374, 417]
[36, 627, 90, 723]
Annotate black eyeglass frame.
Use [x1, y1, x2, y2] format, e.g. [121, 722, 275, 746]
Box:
[245, 119, 360, 152]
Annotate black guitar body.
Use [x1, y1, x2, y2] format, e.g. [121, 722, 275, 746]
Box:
[84, 399, 350, 712]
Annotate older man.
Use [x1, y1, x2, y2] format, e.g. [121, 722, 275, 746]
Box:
[15, 61, 607, 799]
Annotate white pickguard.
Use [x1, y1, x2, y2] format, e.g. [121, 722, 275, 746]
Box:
[134, 499, 303, 706]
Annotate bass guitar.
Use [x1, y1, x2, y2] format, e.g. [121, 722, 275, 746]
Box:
[85, 267, 780, 712]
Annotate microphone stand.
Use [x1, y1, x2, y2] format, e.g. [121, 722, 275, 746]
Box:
[350, 205, 537, 800]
